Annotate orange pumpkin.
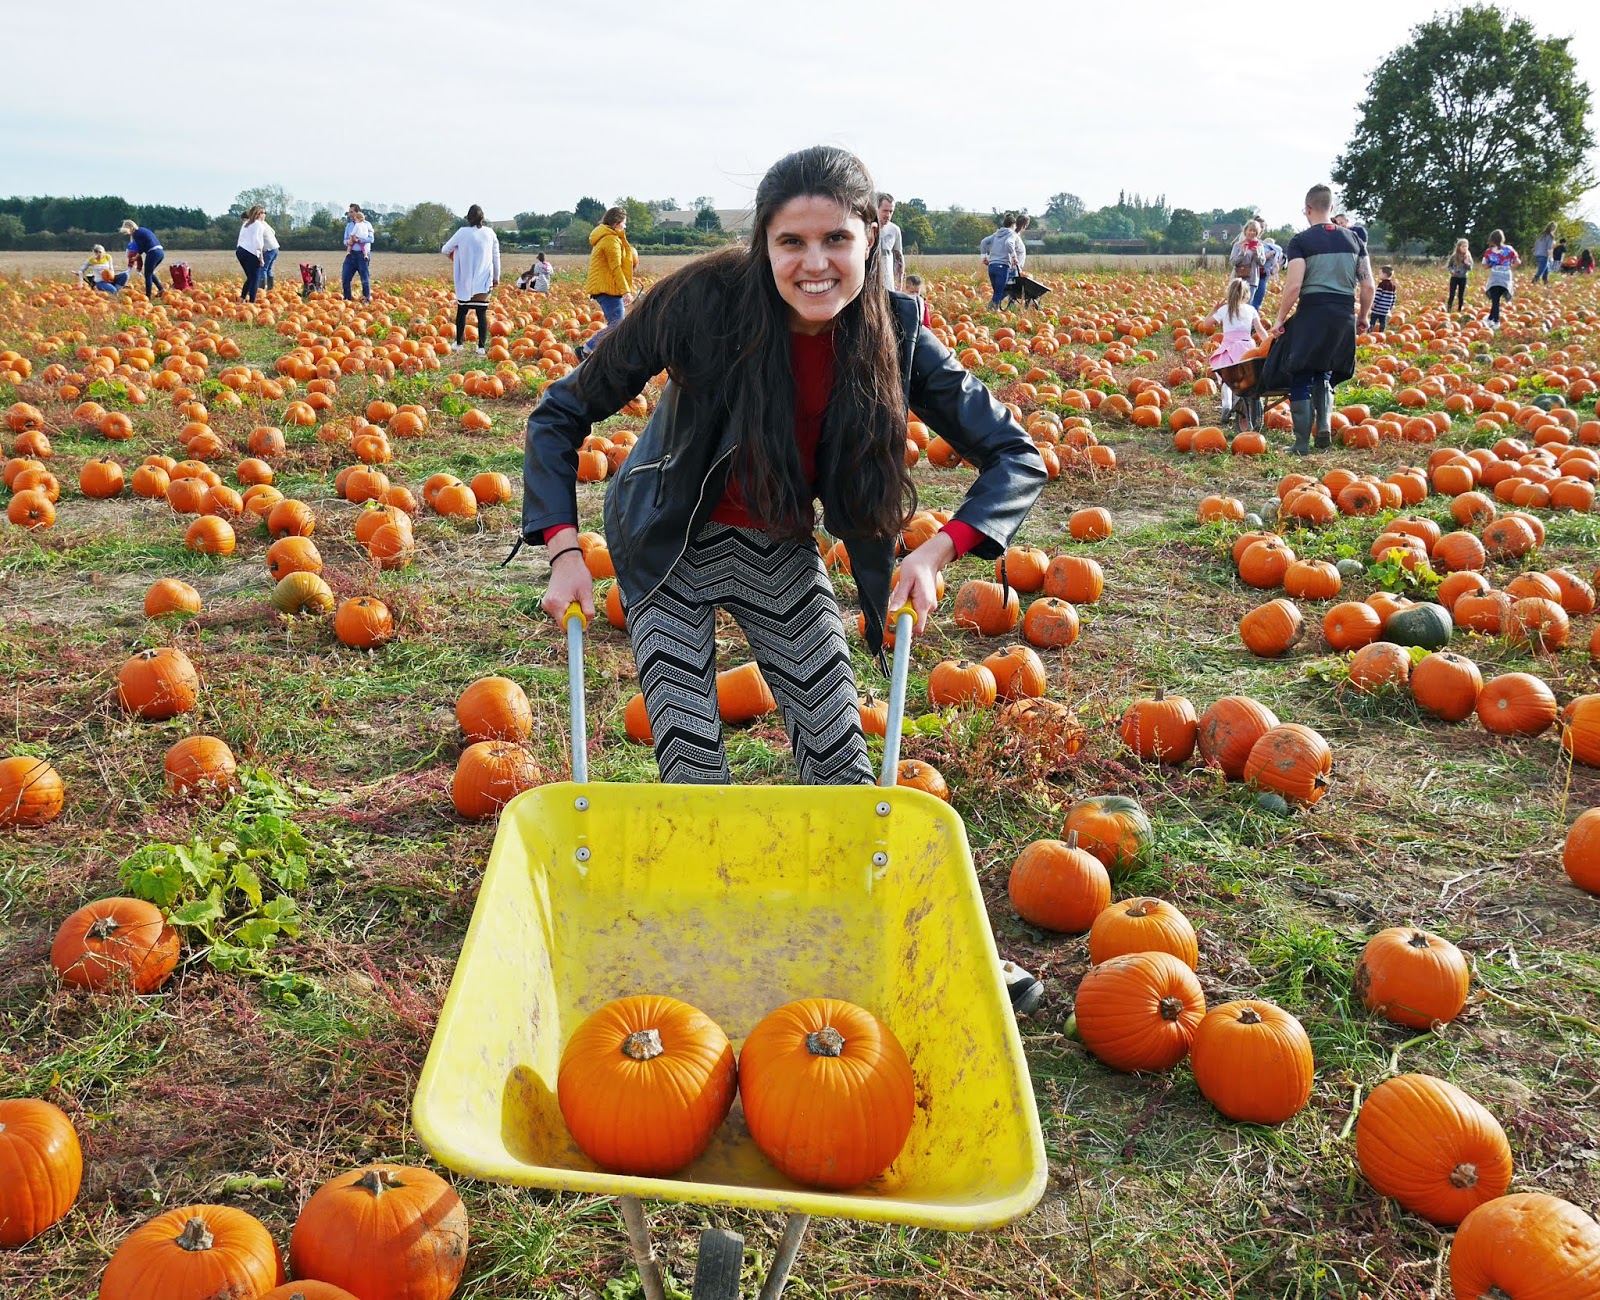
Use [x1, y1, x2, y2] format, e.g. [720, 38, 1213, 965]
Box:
[1196, 696, 1280, 781]
[50, 897, 180, 994]
[163, 735, 238, 800]
[455, 676, 533, 742]
[738, 998, 914, 1189]
[951, 579, 1020, 636]
[116, 647, 199, 720]
[1072, 950, 1205, 1073]
[1355, 927, 1470, 1029]
[100, 1205, 285, 1300]
[716, 662, 778, 723]
[1188, 1001, 1314, 1125]
[1008, 832, 1111, 933]
[0, 1098, 83, 1247]
[0, 755, 65, 827]
[287, 1166, 469, 1300]
[451, 741, 542, 819]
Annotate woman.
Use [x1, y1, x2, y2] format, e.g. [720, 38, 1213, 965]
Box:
[442, 205, 501, 354]
[236, 205, 268, 302]
[119, 220, 164, 298]
[582, 207, 637, 358]
[1229, 221, 1267, 299]
[524, 145, 1046, 787]
[1482, 229, 1520, 329]
[1532, 222, 1556, 283]
[1446, 239, 1471, 311]
[980, 214, 1020, 309]
[259, 215, 280, 291]
[78, 245, 127, 294]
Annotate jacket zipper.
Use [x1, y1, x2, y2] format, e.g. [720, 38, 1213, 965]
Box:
[639, 444, 734, 606]
[625, 452, 673, 508]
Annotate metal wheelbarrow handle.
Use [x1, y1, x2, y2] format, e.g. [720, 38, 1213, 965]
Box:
[561, 601, 916, 787]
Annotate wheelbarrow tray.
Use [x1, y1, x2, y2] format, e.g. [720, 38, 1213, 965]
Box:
[413, 780, 1047, 1232]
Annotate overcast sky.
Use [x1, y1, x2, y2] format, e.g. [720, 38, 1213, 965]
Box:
[8, 0, 1598, 229]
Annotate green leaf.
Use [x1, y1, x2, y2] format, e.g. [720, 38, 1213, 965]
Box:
[233, 918, 284, 949]
[230, 862, 264, 910]
[170, 886, 226, 931]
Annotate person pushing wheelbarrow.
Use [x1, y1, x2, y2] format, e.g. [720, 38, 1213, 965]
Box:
[1261, 184, 1373, 455]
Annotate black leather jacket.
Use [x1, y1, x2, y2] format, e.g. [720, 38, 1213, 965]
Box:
[521, 291, 1047, 656]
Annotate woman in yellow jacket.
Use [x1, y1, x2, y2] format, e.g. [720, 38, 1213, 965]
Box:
[581, 206, 638, 358]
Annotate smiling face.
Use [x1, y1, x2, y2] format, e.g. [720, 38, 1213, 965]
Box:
[766, 196, 873, 335]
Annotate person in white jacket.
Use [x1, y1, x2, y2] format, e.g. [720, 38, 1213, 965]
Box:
[236, 206, 268, 302]
[442, 205, 501, 354]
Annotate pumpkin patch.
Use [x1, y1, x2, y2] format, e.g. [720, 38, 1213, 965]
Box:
[3, 256, 1599, 1294]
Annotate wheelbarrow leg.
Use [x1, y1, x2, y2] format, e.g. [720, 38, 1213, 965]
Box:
[756, 1213, 812, 1300]
[618, 1195, 669, 1300]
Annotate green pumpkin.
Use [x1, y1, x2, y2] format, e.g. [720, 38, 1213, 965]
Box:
[1062, 795, 1153, 874]
[1533, 392, 1562, 411]
[1384, 602, 1453, 650]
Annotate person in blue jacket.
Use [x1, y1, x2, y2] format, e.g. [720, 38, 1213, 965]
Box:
[119, 221, 165, 298]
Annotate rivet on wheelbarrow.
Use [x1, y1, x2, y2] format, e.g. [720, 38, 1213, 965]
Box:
[574, 796, 590, 812]
[875, 801, 891, 817]
[576, 846, 591, 862]
[872, 851, 889, 867]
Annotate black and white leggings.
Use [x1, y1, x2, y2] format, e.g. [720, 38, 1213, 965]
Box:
[627, 520, 873, 786]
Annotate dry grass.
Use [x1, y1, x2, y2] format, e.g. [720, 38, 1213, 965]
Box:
[1, 267, 1598, 1298]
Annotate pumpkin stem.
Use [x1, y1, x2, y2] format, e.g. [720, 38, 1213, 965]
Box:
[806, 1026, 846, 1057]
[622, 1028, 665, 1061]
[1448, 1162, 1479, 1189]
[86, 916, 122, 940]
[1125, 899, 1154, 918]
[1065, 830, 1079, 850]
[174, 1218, 215, 1252]
[1237, 1007, 1263, 1025]
[1158, 996, 1184, 1023]
[356, 1168, 405, 1196]
[1154, 687, 1166, 701]
[1407, 932, 1431, 948]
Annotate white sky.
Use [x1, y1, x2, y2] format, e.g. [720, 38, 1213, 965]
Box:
[7, 0, 1598, 229]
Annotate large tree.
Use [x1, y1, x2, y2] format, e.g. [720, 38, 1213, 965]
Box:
[1333, 5, 1592, 253]
[389, 202, 459, 251]
[231, 185, 297, 229]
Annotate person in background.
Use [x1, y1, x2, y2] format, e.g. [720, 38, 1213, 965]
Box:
[1230, 220, 1267, 301]
[1446, 239, 1472, 311]
[1269, 184, 1373, 455]
[442, 204, 501, 355]
[259, 215, 280, 291]
[980, 214, 1020, 309]
[1580, 248, 1595, 274]
[1208, 274, 1271, 422]
[1552, 236, 1568, 272]
[1532, 223, 1556, 284]
[876, 193, 904, 292]
[532, 250, 553, 292]
[1370, 265, 1397, 331]
[119, 220, 164, 298]
[1333, 212, 1369, 247]
[236, 206, 267, 303]
[342, 204, 375, 302]
[79, 245, 128, 294]
[580, 206, 637, 359]
[903, 272, 932, 326]
[1255, 233, 1283, 310]
[1482, 229, 1520, 329]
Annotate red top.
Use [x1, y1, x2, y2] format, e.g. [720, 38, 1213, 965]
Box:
[547, 329, 980, 557]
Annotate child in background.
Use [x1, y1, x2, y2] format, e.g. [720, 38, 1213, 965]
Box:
[1207, 275, 1269, 420]
[903, 273, 932, 326]
[1371, 266, 1397, 331]
[1446, 240, 1471, 310]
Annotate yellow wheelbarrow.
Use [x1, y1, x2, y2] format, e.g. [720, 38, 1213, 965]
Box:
[413, 605, 1046, 1298]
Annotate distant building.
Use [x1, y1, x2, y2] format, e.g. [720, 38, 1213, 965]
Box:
[489, 219, 518, 233]
[654, 207, 755, 235]
[1203, 223, 1236, 245]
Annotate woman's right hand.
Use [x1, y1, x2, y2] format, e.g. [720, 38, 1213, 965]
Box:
[541, 549, 596, 623]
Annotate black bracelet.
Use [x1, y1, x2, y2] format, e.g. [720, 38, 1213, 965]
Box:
[549, 547, 584, 564]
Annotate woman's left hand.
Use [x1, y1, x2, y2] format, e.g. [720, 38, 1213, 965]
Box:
[887, 532, 956, 637]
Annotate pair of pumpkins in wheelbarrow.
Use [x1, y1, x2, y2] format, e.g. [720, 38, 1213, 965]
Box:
[558, 993, 912, 1191]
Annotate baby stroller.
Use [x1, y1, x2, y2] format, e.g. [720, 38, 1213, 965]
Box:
[1006, 273, 1049, 307]
[299, 263, 326, 300]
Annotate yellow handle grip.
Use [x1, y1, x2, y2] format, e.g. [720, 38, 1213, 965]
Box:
[564, 602, 588, 631]
[893, 603, 916, 622]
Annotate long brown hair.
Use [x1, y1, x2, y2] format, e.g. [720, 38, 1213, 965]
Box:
[582, 146, 913, 540]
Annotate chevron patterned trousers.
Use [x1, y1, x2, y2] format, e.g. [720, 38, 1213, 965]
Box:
[627, 521, 874, 785]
